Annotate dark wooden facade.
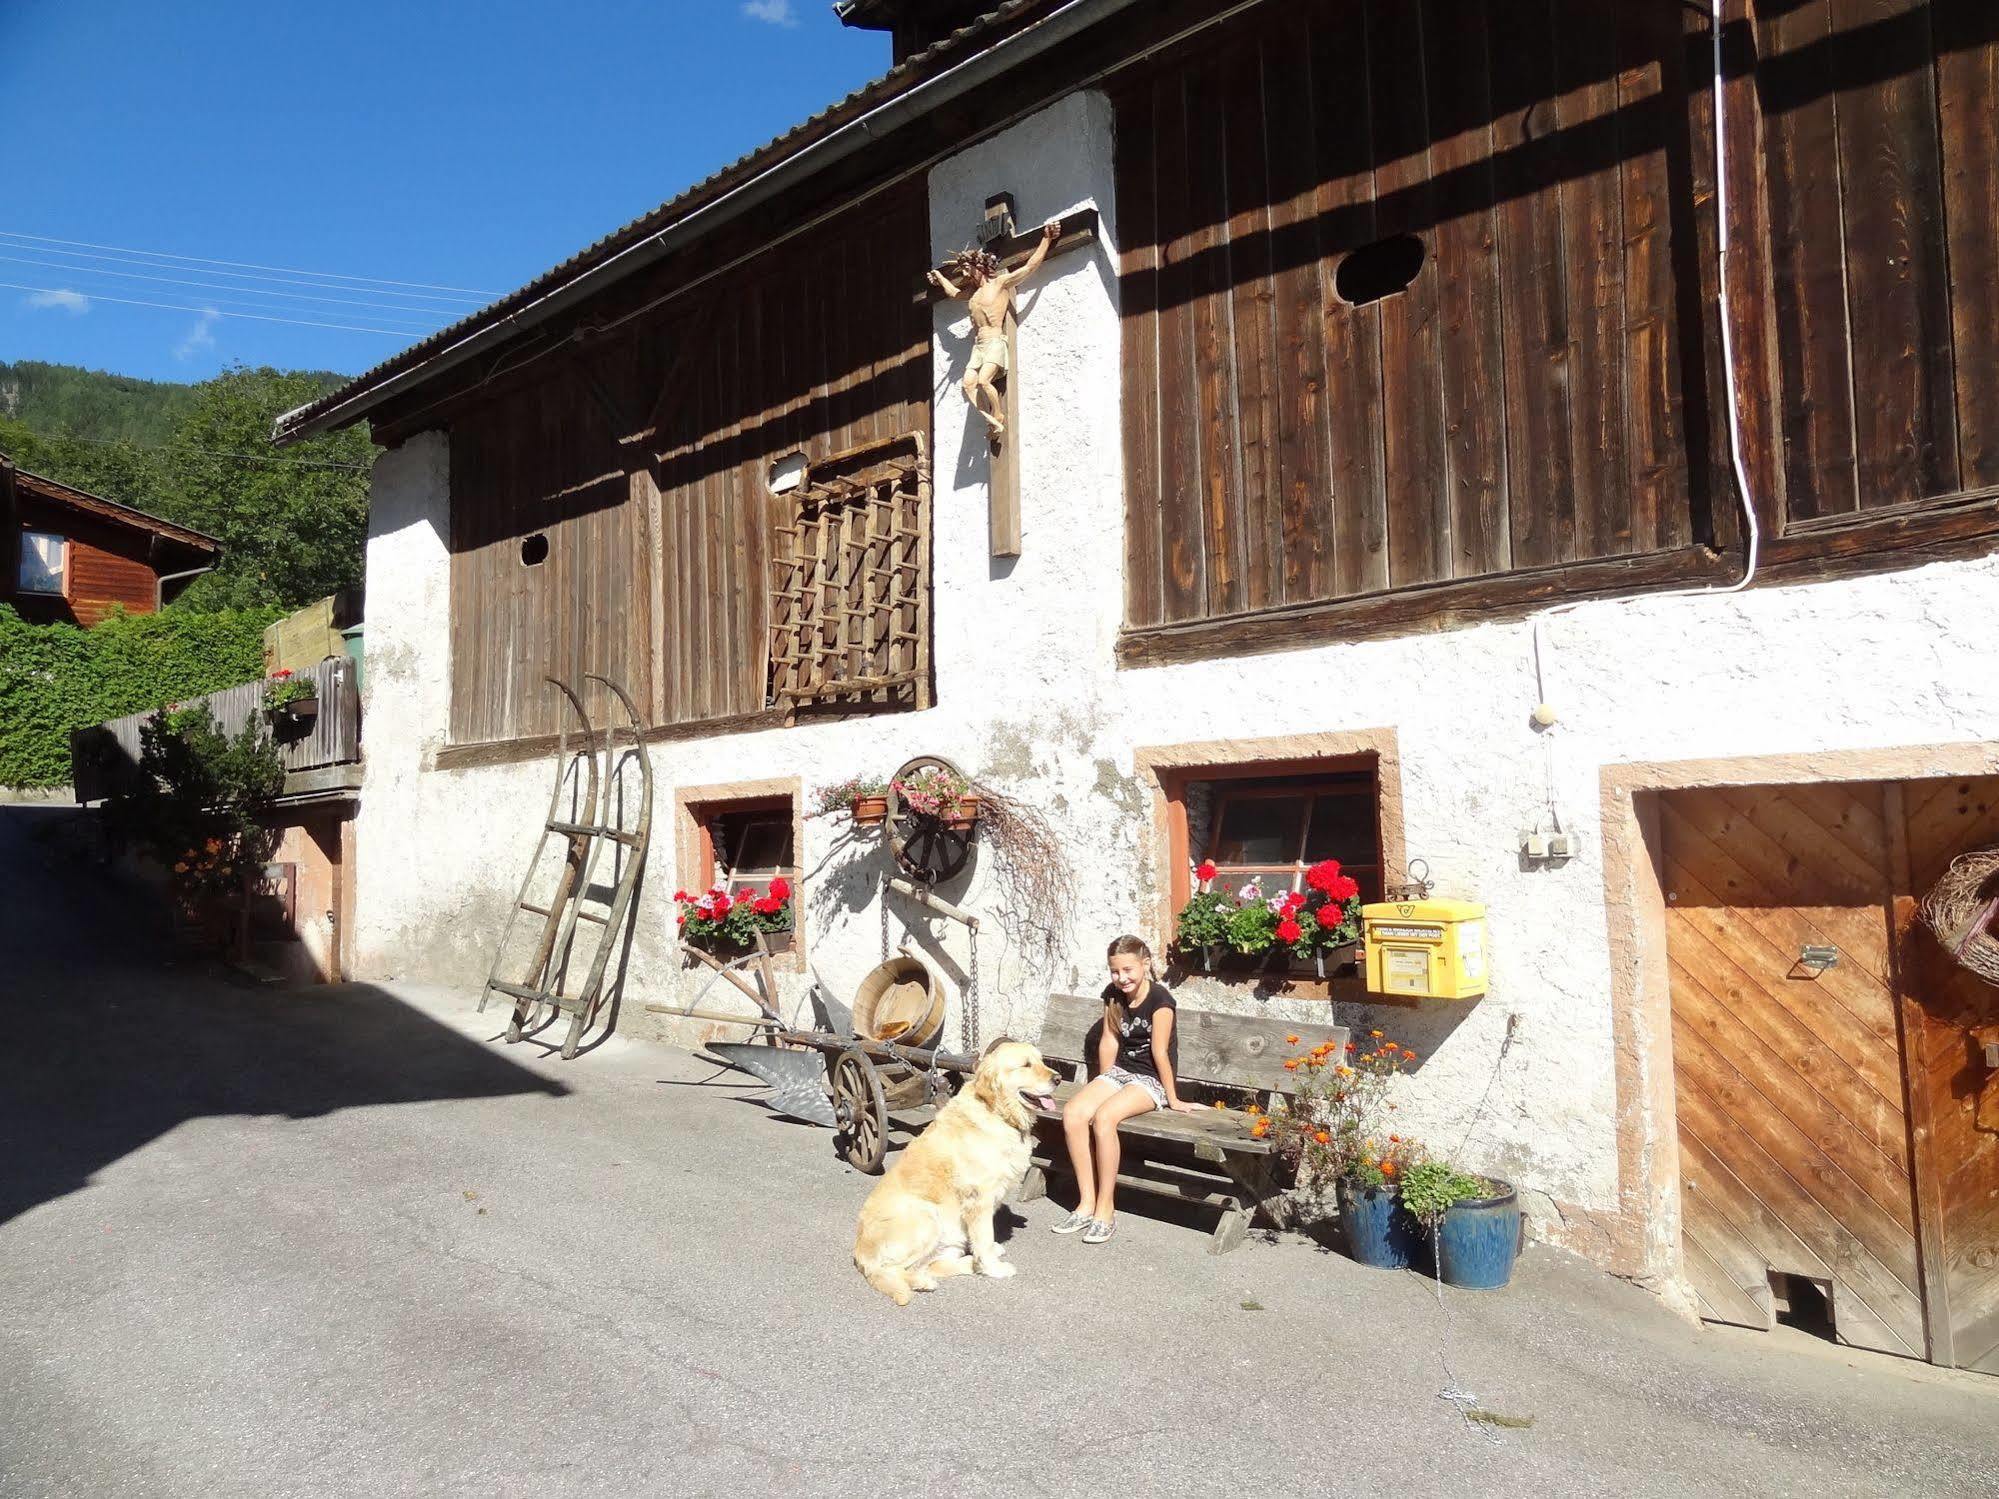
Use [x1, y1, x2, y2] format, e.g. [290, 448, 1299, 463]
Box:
[2, 464, 220, 627]
[1114, 0, 1999, 655]
[444, 185, 932, 744]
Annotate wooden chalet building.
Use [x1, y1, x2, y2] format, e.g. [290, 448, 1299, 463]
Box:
[1, 456, 221, 625]
[278, 1, 1999, 1371]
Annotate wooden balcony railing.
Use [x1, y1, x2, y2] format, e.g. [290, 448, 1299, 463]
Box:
[71, 654, 361, 804]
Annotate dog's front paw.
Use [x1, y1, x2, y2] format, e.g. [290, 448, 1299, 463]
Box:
[977, 1259, 1017, 1279]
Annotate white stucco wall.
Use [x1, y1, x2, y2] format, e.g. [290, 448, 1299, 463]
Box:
[353, 91, 1999, 1257]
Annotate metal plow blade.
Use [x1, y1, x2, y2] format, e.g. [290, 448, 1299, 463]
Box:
[704, 1043, 837, 1128]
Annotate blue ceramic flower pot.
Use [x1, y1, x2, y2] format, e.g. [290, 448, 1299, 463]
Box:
[1336, 1178, 1422, 1270]
[1434, 1183, 1521, 1290]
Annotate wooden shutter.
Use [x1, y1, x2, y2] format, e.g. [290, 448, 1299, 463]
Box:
[766, 431, 931, 713]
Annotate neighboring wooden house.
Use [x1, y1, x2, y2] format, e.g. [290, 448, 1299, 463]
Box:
[0, 456, 221, 626]
[278, 0, 1999, 1372]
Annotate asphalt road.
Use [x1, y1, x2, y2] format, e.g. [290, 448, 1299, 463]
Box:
[2, 806, 1993, 1497]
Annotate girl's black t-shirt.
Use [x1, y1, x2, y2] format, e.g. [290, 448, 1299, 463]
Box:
[1101, 981, 1178, 1080]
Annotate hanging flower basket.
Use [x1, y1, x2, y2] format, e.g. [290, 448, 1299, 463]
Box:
[852, 794, 890, 827]
[943, 791, 982, 831]
[262, 669, 319, 731]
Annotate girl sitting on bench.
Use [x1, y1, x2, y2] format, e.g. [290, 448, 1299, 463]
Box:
[1050, 934, 1203, 1243]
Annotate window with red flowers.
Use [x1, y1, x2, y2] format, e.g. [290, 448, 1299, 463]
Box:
[685, 794, 800, 955]
[1199, 773, 1382, 903]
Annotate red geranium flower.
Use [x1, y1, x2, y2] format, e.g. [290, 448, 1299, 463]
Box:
[768, 876, 790, 900]
[1306, 859, 1342, 893]
[673, 890, 690, 903]
[754, 895, 781, 916]
[710, 893, 733, 918]
[1194, 859, 1217, 884]
[1282, 890, 1307, 915]
[1276, 916, 1303, 944]
[1329, 874, 1361, 903]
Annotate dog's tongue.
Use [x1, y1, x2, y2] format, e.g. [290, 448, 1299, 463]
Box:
[1027, 1092, 1057, 1111]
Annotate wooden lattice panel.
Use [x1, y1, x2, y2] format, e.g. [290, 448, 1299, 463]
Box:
[767, 432, 930, 712]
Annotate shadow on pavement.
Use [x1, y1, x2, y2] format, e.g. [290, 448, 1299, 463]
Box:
[0, 806, 568, 1227]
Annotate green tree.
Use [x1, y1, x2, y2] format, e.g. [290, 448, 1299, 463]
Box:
[159, 365, 371, 611]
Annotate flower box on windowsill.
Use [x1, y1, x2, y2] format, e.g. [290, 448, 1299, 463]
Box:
[1187, 941, 1361, 980]
[687, 925, 796, 960]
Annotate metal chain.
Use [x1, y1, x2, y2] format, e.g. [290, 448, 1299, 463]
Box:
[965, 922, 980, 1053]
[880, 875, 890, 964]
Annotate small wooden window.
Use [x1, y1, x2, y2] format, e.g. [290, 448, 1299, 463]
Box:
[767, 432, 931, 713]
[1203, 772, 1383, 902]
[19, 531, 67, 595]
[693, 795, 799, 953]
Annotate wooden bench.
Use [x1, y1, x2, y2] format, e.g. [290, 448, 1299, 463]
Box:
[1014, 993, 1348, 1254]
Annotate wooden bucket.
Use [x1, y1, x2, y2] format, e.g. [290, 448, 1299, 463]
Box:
[852, 954, 946, 1049]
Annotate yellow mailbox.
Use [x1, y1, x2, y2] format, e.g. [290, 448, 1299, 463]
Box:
[1362, 897, 1488, 1000]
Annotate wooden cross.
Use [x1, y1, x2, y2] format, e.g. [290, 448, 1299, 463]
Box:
[921, 203, 1099, 558]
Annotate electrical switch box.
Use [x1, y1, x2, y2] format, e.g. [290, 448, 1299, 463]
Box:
[1362, 897, 1488, 1000]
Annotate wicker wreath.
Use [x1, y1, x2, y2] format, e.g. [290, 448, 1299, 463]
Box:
[1920, 846, 1999, 986]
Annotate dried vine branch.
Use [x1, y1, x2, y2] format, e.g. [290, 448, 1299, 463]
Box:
[973, 784, 1078, 970]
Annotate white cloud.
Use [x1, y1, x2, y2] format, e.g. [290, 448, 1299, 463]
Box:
[174, 307, 220, 360]
[25, 288, 90, 314]
[742, 0, 798, 25]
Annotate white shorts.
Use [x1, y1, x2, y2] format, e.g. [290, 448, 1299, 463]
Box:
[1103, 1066, 1166, 1110]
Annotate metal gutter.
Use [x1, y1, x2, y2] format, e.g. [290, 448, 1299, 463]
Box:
[273, 0, 1143, 445]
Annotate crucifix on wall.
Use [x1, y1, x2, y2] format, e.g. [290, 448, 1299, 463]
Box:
[923, 195, 1098, 558]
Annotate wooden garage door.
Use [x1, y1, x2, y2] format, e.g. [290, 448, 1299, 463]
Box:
[1895, 777, 1999, 1375]
[1661, 784, 1927, 1358]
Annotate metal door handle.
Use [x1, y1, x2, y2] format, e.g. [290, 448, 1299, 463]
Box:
[1798, 945, 1838, 973]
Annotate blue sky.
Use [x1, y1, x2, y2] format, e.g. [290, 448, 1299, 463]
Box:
[0, 1, 887, 384]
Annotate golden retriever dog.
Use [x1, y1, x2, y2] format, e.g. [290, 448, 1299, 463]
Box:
[853, 1041, 1058, 1306]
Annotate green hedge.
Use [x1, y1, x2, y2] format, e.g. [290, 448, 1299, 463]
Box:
[0, 603, 282, 788]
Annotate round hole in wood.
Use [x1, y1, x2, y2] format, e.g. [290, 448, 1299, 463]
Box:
[520, 533, 549, 567]
[1335, 234, 1427, 307]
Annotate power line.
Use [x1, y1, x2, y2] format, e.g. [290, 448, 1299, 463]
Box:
[0, 228, 501, 298]
[0, 252, 464, 320]
[2, 281, 431, 337]
[0, 234, 493, 307]
[26, 431, 372, 473]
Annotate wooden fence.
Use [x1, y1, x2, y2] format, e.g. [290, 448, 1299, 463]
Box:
[71, 655, 361, 803]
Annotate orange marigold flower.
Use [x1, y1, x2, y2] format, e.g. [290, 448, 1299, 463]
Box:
[1370, 1029, 1384, 1039]
[1286, 1034, 1300, 1045]
[1314, 1131, 1330, 1145]
[1402, 1051, 1419, 1061]
[1334, 1066, 1352, 1077]
[1389, 1134, 1401, 1143]
[1381, 1160, 1399, 1177]
[1344, 1042, 1357, 1053]
[1283, 1059, 1299, 1071]
[1245, 1103, 1261, 1115]
[1212, 1101, 1228, 1110]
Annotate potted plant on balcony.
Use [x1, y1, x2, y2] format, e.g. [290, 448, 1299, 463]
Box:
[1399, 1157, 1522, 1291]
[892, 765, 979, 829]
[813, 776, 891, 828]
[262, 668, 319, 731]
[673, 877, 795, 955]
[1268, 1031, 1424, 1269]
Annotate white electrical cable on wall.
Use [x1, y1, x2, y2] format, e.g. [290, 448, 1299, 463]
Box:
[1525, 0, 1763, 834]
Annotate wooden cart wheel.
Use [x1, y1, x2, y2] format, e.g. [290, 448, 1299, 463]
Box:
[887, 753, 975, 885]
[831, 1047, 889, 1174]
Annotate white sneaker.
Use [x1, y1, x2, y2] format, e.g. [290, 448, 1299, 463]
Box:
[1050, 1208, 1093, 1235]
[1082, 1218, 1115, 1245]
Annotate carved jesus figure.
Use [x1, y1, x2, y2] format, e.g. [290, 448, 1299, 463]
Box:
[927, 221, 1061, 437]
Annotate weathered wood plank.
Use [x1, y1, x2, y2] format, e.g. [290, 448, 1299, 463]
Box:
[1118, 79, 1168, 628]
[1557, 0, 1632, 561]
[1313, 6, 1389, 597]
[1425, 0, 1509, 580]
[1260, 14, 1336, 606]
[1038, 992, 1347, 1094]
[1934, 0, 1999, 491]
[1185, 58, 1246, 620]
[1491, 0, 1578, 568]
[1370, 0, 1450, 590]
[1830, 0, 1959, 509]
[1758, 0, 1861, 522]
[1222, 39, 1280, 612]
[1152, 74, 1208, 623]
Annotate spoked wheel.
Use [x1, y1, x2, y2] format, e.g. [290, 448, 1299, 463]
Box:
[887, 753, 975, 885]
[831, 1047, 888, 1174]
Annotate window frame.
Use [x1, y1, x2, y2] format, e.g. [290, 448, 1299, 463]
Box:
[18, 531, 69, 597]
[674, 780, 805, 969]
[1202, 774, 1384, 903]
[1138, 734, 1405, 997]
